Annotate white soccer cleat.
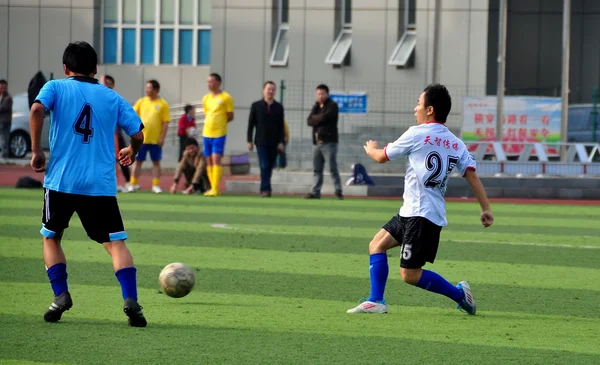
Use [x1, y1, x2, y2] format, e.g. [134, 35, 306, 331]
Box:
[117, 185, 127, 193]
[347, 300, 388, 314]
[152, 186, 163, 194]
[456, 280, 476, 315]
[127, 184, 139, 193]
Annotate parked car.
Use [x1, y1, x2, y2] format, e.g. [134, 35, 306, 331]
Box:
[9, 92, 49, 158]
[567, 103, 600, 143]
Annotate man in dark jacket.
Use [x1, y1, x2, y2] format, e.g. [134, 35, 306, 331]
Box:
[306, 84, 343, 200]
[247, 81, 285, 197]
[0, 79, 13, 159]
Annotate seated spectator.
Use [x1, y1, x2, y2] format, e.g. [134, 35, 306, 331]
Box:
[170, 138, 209, 195]
[178, 104, 197, 161]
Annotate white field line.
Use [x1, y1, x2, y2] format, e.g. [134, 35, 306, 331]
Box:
[210, 223, 600, 250]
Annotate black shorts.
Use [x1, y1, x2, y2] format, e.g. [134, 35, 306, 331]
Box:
[41, 189, 127, 244]
[382, 215, 442, 269]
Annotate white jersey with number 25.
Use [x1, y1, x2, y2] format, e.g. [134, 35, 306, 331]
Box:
[383, 122, 476, 227]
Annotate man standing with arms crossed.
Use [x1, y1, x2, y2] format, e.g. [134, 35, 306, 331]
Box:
[202, 73, 234, 196]
[29, 41, 147, 326]
[129, 80, 170, 193]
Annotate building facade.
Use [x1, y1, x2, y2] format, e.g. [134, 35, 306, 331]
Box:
[0, 0, 597, 160]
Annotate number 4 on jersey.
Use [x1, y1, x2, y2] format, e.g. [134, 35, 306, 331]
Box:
[73, 103, 93, 143]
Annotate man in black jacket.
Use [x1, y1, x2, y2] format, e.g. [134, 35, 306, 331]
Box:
[306, 84, 343, 200]
[247, 81, 285, 197]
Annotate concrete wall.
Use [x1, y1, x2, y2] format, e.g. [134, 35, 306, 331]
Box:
[210, 0, 490, 156]
[0, 0, 210, 107]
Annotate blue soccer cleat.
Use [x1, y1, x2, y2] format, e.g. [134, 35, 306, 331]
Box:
[456, 281, 476, 315]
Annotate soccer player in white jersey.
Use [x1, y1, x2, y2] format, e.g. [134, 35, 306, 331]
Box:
[347, 84, 494, 315]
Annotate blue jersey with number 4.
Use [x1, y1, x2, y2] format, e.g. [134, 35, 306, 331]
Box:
[35, 76, 143, 196]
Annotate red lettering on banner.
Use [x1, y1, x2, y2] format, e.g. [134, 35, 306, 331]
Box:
[486, 114, 495, 124]
[530, 128, 539, 138]
[541, 128, 550, 139]
[519, 114, 528, 125]
[508, 114, 517, 125]
[474, 113, 484, 124]
[542, 115, 550, 125]
[476, 128, 484, 137]
[506, 128, 517, 138]
[518, 128, 528, 140]
[486, 128, 495, 138]
[434, 137, 442, 146]
[424, 136, 433, 145]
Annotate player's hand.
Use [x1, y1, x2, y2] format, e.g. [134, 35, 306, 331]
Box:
[30, 151, 46, 173]
[481, 211, 494, 227]
[277, 143, 285, 152]
[363, 140, 379, 153]
[248, 142, 253, 151]
[118, 147, 135, 167]
[158, 139, 165, 147]
[183, 186, 194, 195]
[170, 183, 177, 194]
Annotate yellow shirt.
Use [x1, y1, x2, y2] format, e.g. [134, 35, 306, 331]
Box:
[202, 91, 234, 138]
[133, 97, 171, 145]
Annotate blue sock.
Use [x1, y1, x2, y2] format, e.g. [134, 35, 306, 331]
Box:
[367, 253, 389, 302]
[47, 263, 68, 297]
[416, 270, 463, 303]
[115, 267, 138, 301]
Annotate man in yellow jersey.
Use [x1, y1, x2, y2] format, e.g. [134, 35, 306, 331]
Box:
[129, 80, 171, 193]
[202, 73, 234, 196]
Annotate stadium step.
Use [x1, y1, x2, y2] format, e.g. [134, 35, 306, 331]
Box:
[225, 180, 369, 196]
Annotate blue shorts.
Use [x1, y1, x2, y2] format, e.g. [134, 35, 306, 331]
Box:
[203, 136, 227, 156]
[136, 144, 162, 162]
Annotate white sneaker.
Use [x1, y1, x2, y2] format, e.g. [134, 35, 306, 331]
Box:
[347, 300, 388, 314]
[127, 184, 139, 193]
[117, 185, 127, 193]
[151, 186, 163, 194]
[456, 280, 476, 315]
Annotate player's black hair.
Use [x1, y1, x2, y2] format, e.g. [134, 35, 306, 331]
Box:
[184, 104, 194, 113]
[0, 79, 7, 85]
[147, 79, 160, 91]
[423, 83, 452, 124]
[210, 73, 222, 83]
[185, 137, 199, 147]
[316, 84, 329, 94]
[263, 80, 276, 88]
[62, 41, 97, 76]
[103, 75, 115, 84]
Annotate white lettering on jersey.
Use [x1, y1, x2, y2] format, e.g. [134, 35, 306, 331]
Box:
[383, 122, 476, 226]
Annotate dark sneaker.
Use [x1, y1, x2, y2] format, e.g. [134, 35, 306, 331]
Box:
[44, 291, 73, 323]
[124, 298, 147, 327]
[304, 193, 320, 199]
[335, 191, 344, 200]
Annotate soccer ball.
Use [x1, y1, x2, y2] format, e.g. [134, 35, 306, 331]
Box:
[158, 262, 195, 298]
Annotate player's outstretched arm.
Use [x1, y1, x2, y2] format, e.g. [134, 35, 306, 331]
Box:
[29, 102, 46, 172]
[363, 140, 389, 164]
[464, 168, 494, 227]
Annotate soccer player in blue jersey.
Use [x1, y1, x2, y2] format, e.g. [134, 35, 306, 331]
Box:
[29, 41, 147, 327]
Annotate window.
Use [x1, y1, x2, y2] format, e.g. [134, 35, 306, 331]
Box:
[101, 0, 212, 66]
[270, 0, 289, 66]
[389, 0, 416, 67]
[325, 0, 352, 65]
